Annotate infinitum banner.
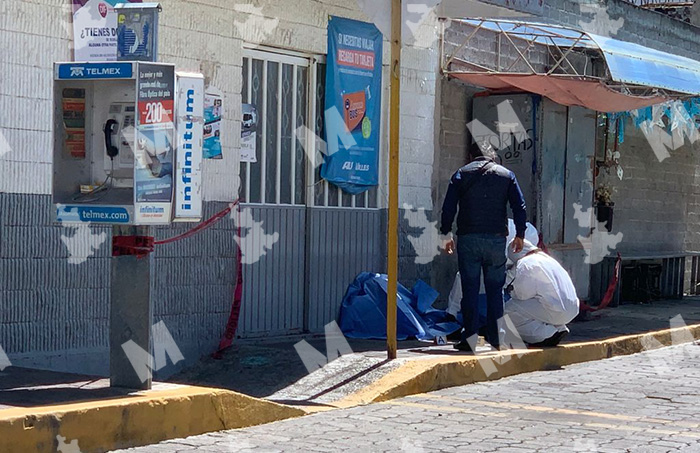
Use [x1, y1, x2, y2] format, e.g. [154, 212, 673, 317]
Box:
[322, 16, 383, 195]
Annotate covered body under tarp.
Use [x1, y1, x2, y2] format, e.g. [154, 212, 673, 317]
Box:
[338, 273, 461, 341]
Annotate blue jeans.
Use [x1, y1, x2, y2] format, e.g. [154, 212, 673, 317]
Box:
[457, 234, 507, 348]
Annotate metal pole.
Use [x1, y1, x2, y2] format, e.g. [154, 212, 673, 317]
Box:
[387, 0, 401, 360]
[110, 225, 153, 390]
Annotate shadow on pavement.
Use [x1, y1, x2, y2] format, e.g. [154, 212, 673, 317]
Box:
[0, 368, 140, 409]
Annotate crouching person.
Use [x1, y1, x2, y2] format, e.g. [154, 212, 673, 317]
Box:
[505, 239, 579, 347]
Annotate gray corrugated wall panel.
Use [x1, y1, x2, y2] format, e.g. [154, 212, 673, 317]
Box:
[307, 208, 382, 333]
[238, 206, 306, 337]
[1, 193, 380, 371]
[1, 194, 239, 378]
[292, 211, 303, 330]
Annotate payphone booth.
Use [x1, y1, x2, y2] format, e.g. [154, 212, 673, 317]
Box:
[53, 61, 205, 389]
[53, 61, 204, 225]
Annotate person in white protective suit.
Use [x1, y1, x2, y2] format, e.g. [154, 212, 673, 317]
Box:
[505, 239, 579, 347]
[447, 219, 539, 318]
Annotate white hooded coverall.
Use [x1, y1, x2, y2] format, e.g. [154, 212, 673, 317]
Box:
[447, 219, 540, 317]
[505, 240, 580, 344]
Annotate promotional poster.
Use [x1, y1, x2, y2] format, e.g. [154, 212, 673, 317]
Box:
[240, 103, 257, 163]
[204, 93, 224, 159]
[61, 88, 86, 158]
[322, 16, 383, 194]
[134, 63, 175, 224]
[71, 0, 142, 61]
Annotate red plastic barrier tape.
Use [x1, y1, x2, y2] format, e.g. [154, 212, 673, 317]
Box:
[106, 200, 245, 358]
[580, 252, 622, 313]
[214, 203, 244, 357]
[112, 235, 155, 257]
[154, 200, 239, 245]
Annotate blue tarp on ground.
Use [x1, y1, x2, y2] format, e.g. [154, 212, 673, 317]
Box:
[338, 273, 461, 341]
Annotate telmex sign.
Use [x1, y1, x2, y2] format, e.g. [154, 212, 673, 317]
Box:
[56, 62, 134, 79]
[175, 73, 204, 221]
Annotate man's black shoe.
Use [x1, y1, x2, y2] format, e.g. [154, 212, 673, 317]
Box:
[528, 330, 568, 348]
[453, 341, 475, 353]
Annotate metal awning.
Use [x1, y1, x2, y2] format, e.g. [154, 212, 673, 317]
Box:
[441, 19, 700, 112]
[591, 33, 700, 95]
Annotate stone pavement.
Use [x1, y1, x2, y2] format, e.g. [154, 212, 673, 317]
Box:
[112, 341, 700, 453]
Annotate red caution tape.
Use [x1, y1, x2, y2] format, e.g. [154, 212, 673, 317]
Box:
[154, 200, 240, 245]
[214, 203, 244, 358]
[108, 200, 245, 358]
[580, 252, 622, 313]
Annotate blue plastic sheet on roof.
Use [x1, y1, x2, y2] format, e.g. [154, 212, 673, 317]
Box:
[461, 20, 700, 96]
[588, 34, 700, 96]
[338, 273, 461, 341]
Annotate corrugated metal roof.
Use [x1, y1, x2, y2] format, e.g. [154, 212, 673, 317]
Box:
[588, 33, 700, 95]
[459, 19, 700, 96]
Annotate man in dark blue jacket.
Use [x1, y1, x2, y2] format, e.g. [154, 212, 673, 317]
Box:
[441, 143, 527, 353]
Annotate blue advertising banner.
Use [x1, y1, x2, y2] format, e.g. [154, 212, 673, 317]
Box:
[322, 16, 383, 194]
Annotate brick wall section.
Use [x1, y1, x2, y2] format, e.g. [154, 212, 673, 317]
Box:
[0, 193, 110, 374]
[0, 193, 237, 376]
[443, 24, 550, 74]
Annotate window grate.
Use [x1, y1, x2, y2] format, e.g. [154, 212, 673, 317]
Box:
[242, 50, 378, 209]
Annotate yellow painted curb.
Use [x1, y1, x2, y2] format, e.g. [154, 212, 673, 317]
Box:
[335, 323, 700, 408]
[0, 385, 306, 453]
[3, 325, 698, 452]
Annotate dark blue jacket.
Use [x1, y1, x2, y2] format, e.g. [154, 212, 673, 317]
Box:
[440, 157, 527, 238]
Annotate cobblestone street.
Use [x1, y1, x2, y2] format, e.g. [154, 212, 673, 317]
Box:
[113, 343, 700, 453]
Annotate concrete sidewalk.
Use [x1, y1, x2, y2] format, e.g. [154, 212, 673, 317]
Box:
[2, 298, 699, 452]
[0, 374, 304, 453]
[172, 298, 700, 405]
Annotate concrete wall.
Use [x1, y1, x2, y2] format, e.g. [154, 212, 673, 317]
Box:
[0, 0, 440, 376]
[599, 118, 700, 256]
